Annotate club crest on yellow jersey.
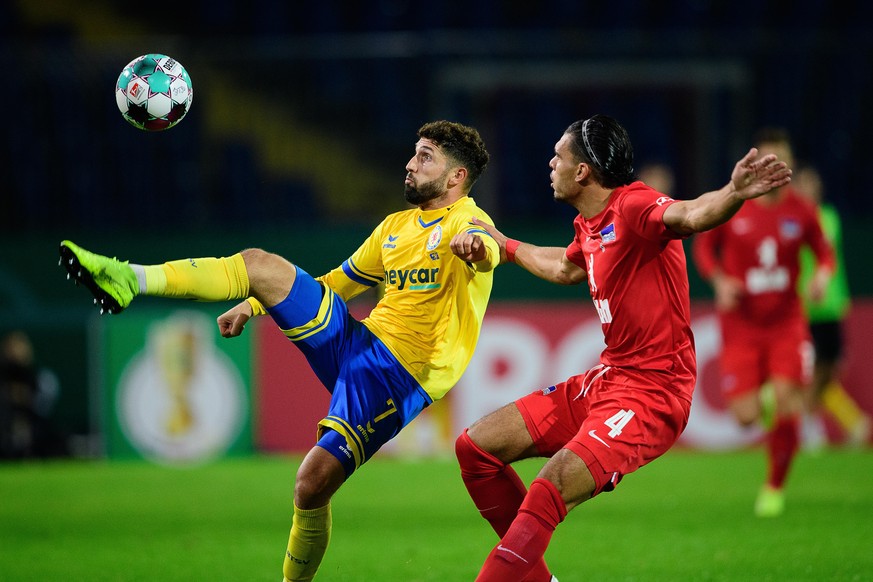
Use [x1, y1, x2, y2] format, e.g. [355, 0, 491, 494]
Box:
[426, 225, 442, 251]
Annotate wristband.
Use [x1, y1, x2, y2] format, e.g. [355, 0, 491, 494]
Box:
[246, 296, 268, 317]
[505, 239, 521, 263]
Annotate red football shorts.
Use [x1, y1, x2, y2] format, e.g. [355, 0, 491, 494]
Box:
[515, 365, 691, 497]
[717, 314, 813, 400]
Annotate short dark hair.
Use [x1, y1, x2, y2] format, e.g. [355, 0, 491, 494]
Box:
[565, 115, 635, 189]
[417, 120, 490, 190]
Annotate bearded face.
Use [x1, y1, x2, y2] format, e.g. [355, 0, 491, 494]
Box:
[404, 168, 451, 205]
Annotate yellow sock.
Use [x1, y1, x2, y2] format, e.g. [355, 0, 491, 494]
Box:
[822, 381, 865, 434]
[283, 503, 331, 582]
[142, 254, 250, 301]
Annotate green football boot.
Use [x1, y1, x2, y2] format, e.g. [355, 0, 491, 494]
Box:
[754, 485, 785, 518]
[59, 240, 138, 314]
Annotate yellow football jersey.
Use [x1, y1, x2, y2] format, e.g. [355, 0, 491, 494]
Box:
[318, 196, 499, 400]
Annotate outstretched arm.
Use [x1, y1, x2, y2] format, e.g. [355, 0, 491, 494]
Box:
[664, 148, 792, 235]
[462, 218, 586, 285]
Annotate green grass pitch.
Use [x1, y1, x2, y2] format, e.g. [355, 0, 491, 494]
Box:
[1, 448, 871, 580]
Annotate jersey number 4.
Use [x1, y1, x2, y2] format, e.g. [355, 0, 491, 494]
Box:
[605, 409, 636, 438]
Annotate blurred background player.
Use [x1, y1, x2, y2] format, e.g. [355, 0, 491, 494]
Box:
[692, 127, 835, 517]
[637, 162, 676, 197]
[455, 114, 792, 582]
[794, 164, 871, 448]
[58, 120, 498, 582]
[0, 330, 67, 459]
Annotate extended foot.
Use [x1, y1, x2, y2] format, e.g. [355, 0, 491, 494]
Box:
[59, 240, 138, 314]
[754, 485, 785, 518]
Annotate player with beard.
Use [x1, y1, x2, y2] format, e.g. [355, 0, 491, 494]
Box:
[58, 120, 496, 581]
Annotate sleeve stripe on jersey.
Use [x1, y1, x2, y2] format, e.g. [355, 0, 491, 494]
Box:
[342, 259, 383, 287]
[465, 228, 493, 238]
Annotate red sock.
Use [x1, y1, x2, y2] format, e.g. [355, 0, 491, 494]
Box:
[456, 431, 553, 582]
[456, 430, 527, 535]
[767, 416, 800, 489]
[475, 478, 567, 582]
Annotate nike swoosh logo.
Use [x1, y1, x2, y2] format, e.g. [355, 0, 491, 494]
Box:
[388, 235, 399, 242]
[497, 545, 528, 563]
[588, 429, 611, 448]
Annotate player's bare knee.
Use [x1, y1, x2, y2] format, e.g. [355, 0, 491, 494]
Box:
[240, 248, 288, 272]
[464, 403, 534, 462]
[732, 408, 758, 427]
[294, 447, 345, 509]
[729, 395, 760, 427]
[773, 386, 804, 417]
[538, 450, 595, 509]
[462, 421, 488, 449]
[294, 470, 333, 509]
[730, 404, 758, 427]
[455, 429, 501, 475]
[240, 248, 297, 305]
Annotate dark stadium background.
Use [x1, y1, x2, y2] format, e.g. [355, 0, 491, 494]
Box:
[2, 1, 871, 445]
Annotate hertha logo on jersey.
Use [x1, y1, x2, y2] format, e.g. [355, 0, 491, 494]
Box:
[779, 218, 802, 240]
[600, 223, 616, 244]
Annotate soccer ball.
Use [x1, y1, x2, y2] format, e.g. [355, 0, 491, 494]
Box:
[115, 54, 193, 131]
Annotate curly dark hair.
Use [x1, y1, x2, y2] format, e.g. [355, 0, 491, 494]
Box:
[565, 115, 635, 189]
[417, 120, 490, 190]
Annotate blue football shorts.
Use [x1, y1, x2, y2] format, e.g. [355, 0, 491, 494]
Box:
[266, 266, 432, 477]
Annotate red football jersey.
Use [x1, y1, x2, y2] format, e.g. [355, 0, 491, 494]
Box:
[565, 181, 696, 400]
[692, 187, 835, 325]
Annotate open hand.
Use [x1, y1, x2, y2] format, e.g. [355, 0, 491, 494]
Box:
[731, 148, 792, 200]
